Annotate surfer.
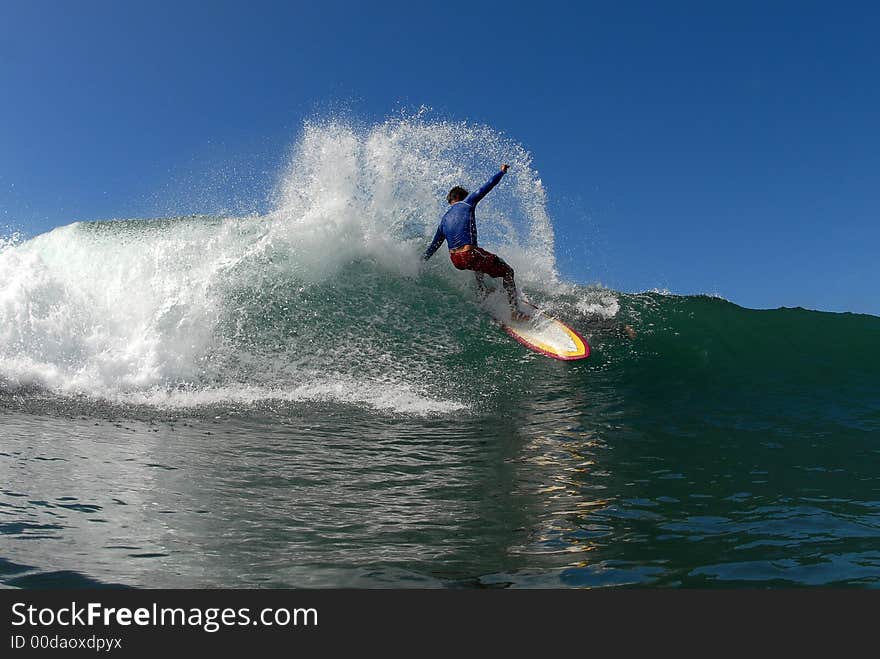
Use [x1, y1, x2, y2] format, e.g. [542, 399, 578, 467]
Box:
[423, 164, 528, 320]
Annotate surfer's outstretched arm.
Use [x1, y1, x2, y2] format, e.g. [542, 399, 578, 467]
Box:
[423, 224, 446, 261]
[464, 165, 507, 206]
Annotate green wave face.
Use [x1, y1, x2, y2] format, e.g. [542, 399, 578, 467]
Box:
[614, 295, 879, 437]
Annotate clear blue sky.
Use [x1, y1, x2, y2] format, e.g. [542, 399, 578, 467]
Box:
[2, 1, 878, 315]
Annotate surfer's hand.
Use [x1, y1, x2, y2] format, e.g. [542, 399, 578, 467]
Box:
[500, 164, 509, 173]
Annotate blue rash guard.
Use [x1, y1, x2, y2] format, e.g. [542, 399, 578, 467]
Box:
[423, 169, 506, 260]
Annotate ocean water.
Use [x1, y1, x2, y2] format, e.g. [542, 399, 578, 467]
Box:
[2, 118, 879, 588]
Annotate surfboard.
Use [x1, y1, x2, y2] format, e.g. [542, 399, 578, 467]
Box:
[484, 295, 590, 361]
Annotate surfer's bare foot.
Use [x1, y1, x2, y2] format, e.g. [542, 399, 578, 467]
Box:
[510, 309, 531, 322]
[622, 324, 637, 339]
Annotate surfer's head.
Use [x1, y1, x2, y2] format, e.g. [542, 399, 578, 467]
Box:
[447, 186, 468, 204]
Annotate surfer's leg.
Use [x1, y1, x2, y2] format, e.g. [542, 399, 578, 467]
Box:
[473, 248, 525, 316]
[495, 263, 530, 320]
[450, 250, 489, 298]
[474, 271, 489, 297]
[501, 271, 517, 305]
[486, 252, 517, 304]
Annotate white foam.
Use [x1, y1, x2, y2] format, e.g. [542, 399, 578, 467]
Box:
[113, 379, 466, 416]
[269, 116, 560, 286]
[575, 290, 621, 318]
[0, 231, 22, 253]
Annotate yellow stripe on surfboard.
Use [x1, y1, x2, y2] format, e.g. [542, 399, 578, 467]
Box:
[507, 318, 587, 358]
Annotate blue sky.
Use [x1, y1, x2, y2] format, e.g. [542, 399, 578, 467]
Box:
[2, 1, 878, 315]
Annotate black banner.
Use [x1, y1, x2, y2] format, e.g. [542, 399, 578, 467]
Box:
[1, 589, 875, 654]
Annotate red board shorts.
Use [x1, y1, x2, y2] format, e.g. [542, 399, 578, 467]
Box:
[449, 246, 513, 279]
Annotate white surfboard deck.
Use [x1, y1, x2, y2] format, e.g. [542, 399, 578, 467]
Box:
[481, 291, 589, 361]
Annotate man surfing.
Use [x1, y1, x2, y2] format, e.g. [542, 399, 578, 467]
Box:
[423, 164, 528, 320]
